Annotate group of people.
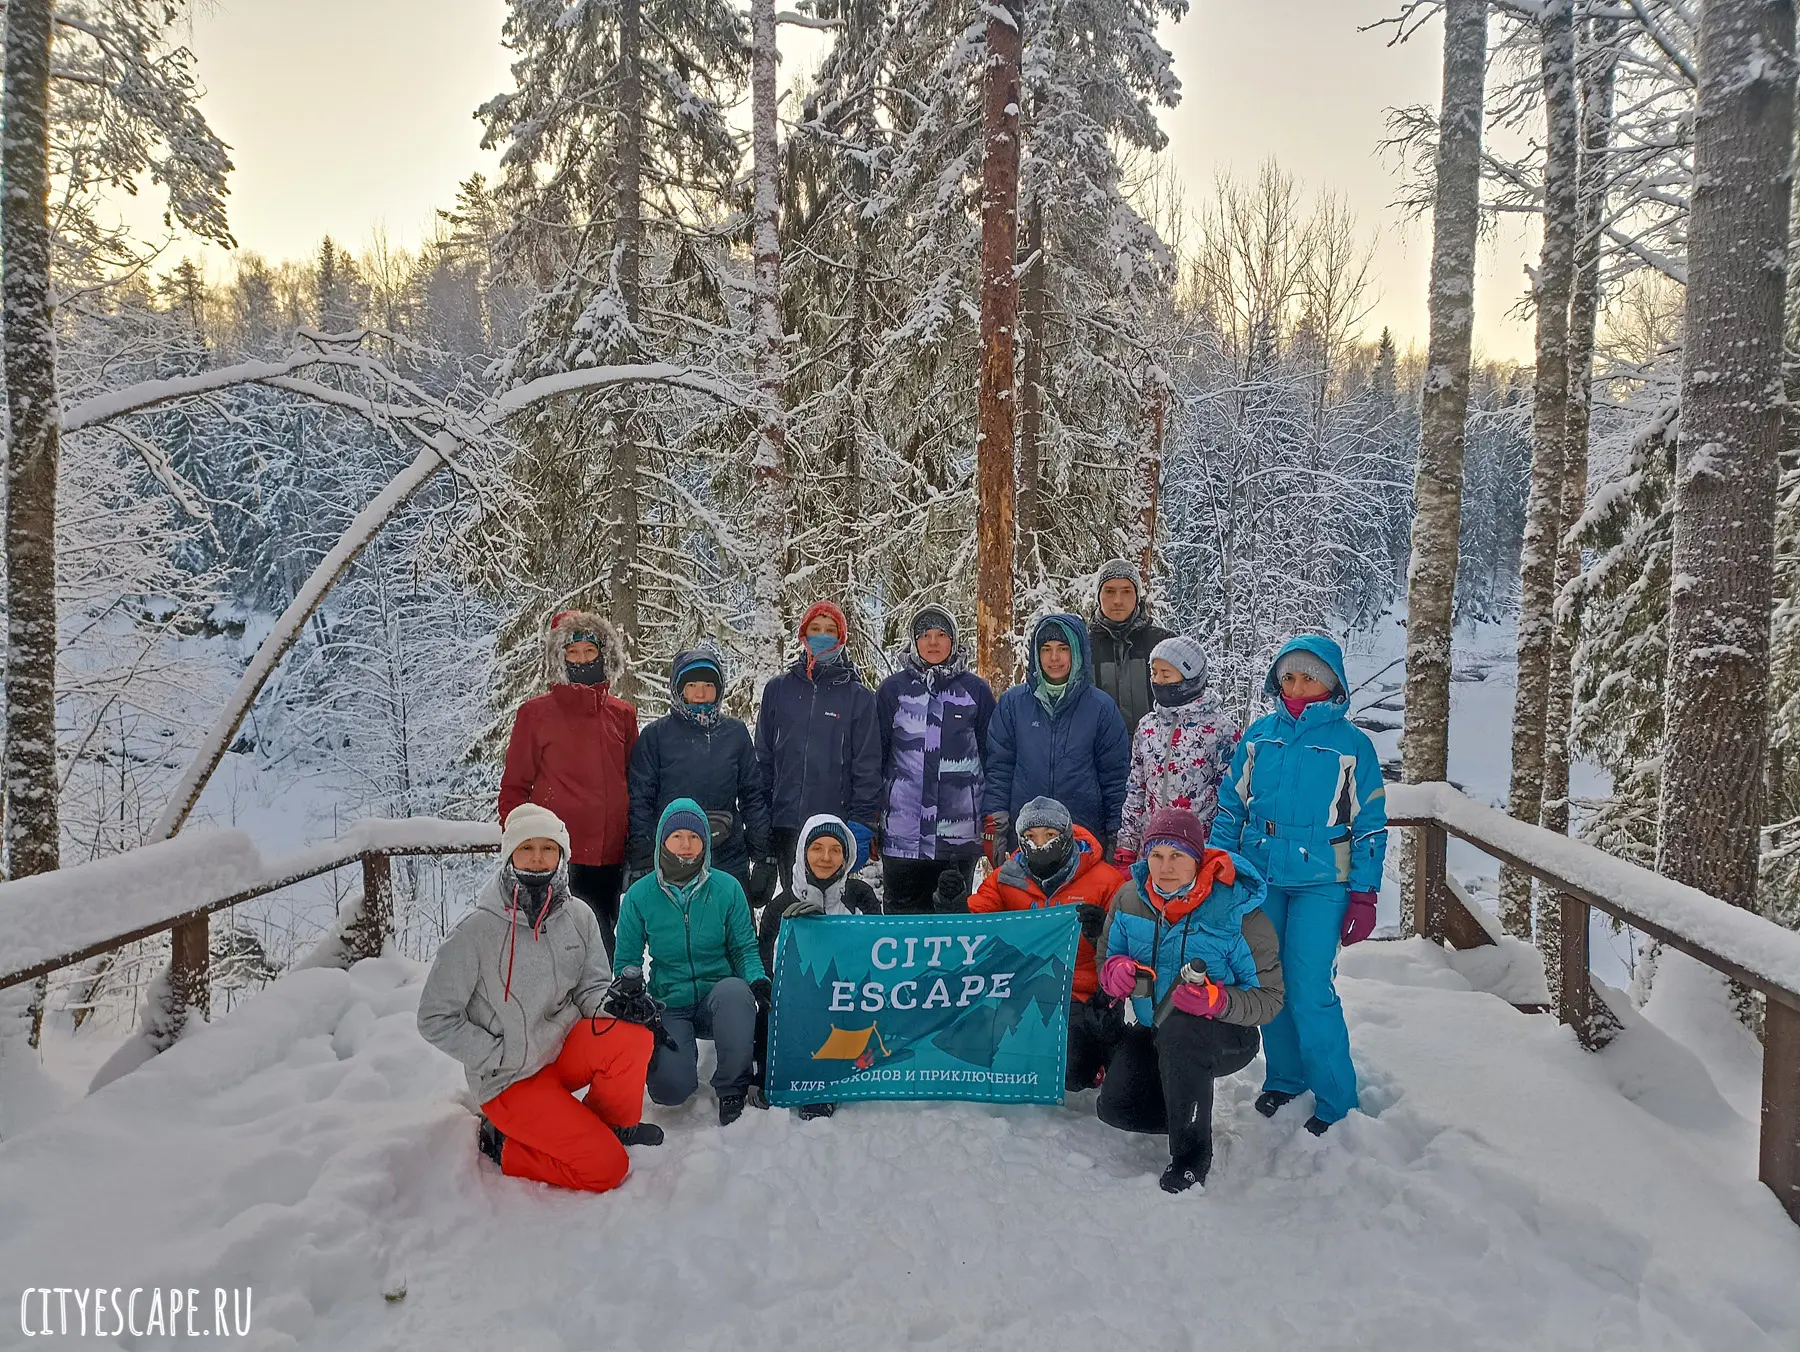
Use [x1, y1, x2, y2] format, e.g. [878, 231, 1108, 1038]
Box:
[417, 562, 1389, 1197]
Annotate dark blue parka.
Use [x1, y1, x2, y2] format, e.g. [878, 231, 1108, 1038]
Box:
[754, 654, 884, 834]
[628, 649, 771, 876]
[981, 614, 1132, 844]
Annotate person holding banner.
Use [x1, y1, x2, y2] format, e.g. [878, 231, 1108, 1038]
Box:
[876, 604, 996, 914]
[415, 804, 662, 1195]
[1095, 807, 1284, 1194]
[981, 613, 1131, 862]
[615, 799, 769, 1126]
[968, 796, 1124, 1091]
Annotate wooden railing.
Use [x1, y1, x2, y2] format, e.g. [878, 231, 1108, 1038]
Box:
[4, 790, 1798, 1225]
[1388, 782, 1800, 1225]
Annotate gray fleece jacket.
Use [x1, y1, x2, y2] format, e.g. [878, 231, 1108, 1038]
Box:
[416, 868, 614, 1103]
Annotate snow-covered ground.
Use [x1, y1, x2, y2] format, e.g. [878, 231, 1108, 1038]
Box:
[4, 944, 1796, 1351]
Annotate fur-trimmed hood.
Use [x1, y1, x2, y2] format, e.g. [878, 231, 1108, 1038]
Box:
[546, 609, 628, 688]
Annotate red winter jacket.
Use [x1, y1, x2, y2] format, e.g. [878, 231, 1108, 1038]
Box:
[499, 683, 639, 867]
[969, 825, 1121, 1003]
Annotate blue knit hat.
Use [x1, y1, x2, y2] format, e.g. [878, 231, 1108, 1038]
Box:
[660, 804, 710, 845]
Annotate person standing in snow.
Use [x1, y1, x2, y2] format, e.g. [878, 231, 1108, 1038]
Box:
[500, 610, 638, 961]
[1207, 634, 1387, 1136]
[614, 799, 769, 1126]
[968, 796, 1125, 1091]
[1089, 559, 1175, 736]
[626, 644, 770, 896]
[1114, 636, 1240, 867]
[754, 600, 883, 895]
[981, 613, 1131, 862]
[416, 803, 662, 1194]
[1095, 807, 1284, 1193]
[875, 605, 996, 914]
[754, 814, 880, 1119]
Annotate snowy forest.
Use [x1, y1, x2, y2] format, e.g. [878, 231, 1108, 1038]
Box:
[0, 0, 1794, 1049]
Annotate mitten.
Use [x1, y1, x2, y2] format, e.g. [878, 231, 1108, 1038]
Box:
[934, 869, 969, 914]
[1074, 903, 1107, 942]
[982, 813, 1009, 865]
[1341, 891, 1378, 946]
[625, 836, 653, 875]
[1112, 848, 1138, 867]
[1099, 954, 1139, 1000]
[749, 977, 772, 1013]
[847, 821, 875, 872]
[748, 858, 778, 910]
[1170, 978, 1227, 1018]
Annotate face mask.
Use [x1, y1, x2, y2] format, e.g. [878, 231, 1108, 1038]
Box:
[659, 845, 704, 885]
[805, 633, 840, 657]
[1153, 677, 1204, 708]
[508, 864, 558, 920]
[566, 658, 607, 686]
[1281, 694, 1316, 717]
[1022, 832, 1073, 882]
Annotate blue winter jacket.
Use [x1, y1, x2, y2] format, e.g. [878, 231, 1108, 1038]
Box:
[981, 614, 1132, 843]
[876, 659, 996, 861]
[755, 655, 884, 833]
[627, 660, 770, 874]
[1100, 850, 1268, 1027]
[1208, 635, 1389, 893]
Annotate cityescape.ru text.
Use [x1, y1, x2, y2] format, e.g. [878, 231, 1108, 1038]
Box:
[18, 1287, 252, 1339]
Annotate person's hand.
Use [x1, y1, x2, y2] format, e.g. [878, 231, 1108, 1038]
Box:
[1099, 955, 1139, 1000]
[847, 822, 875, 872]
[1341, 891, 1378, 946]
[1112, 847, 1137, 867]
[1170, 978, 1227, 1018]
[1074, 903, 1107, 942]
[625, 836, 653, 875]
[934, 869, 968, 914]
[782, 895, 824, 919]
[748, 857, 778, 909]
[982, 813, 1008, 865]
[750, 977, 772, 1013]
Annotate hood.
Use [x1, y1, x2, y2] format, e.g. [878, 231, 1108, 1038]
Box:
[790, 813, 857, 913]
[1262, 633, 1351, 704]
[669, 642, 727, 708]
[998, 824, 1107, 896]
[546, 609, 628, 688]
[1130, 846, 1265, 933]
[655, 796, 714, 885]
[1025, 612, 1094, 692]
[905, 603, 971, 684]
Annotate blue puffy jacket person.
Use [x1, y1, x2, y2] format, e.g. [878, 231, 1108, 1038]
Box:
[1207, 634, 1387, 1133]
[982, 614, 1131, 860]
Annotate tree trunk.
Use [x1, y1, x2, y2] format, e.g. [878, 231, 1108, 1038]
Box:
[1659, 0, 1796, 926]
[1138, 379, 1165, 587]
[1500, 0, 1579, 940]
[975, 0, 1022, 689]
[1400, 0, 1486, 935]
[609, 0, 645, 696]
[1018, 197, 1046, 586]
[749, 0, 792, 669]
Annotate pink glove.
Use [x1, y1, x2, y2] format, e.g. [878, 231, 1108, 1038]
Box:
[1341, 892, 1378, 946]
[1170, 978, 1227, 1018]
[1099, 955, 1139, 1000]
[1112, 847, 1138, 867]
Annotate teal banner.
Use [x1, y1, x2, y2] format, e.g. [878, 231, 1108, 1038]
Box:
[764, 908, 1080, 1107]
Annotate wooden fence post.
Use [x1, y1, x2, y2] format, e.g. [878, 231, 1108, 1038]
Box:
[1416, 823, 1448, 943]
[1555, 892, 1618, 1050]
[347, 852, 394, 963]
[1764, 999, 1800, 1224]
[168, 914, 209, 1029]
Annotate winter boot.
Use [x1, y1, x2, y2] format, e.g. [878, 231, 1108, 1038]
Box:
[614, 1122, 665, 1147]
[1159, 1155, 1207, 1194]
[1254, 1090, 1298, 1119]
[477, 1116, 505, 1168]
[1304, 1115, 1332, 1137]
[719, 1092, 749, 1126]
[797, 1102, 837, 1121]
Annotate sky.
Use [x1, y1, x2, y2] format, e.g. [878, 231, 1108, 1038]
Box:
[158, 0, 1536, 361]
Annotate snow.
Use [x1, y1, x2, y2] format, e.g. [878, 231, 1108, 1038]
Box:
[0, 818, 496, 987]
[3, 943, 1796, 1351]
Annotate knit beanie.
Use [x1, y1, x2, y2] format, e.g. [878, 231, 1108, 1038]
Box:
[673, 652, 724, 692]
[1151, 635, 1209, 686]
[660, 804, 711, 846]
[1015, 796, 1074, 839]
[1274, 647, 1341, 694]
[500, 803, 572, 861]
[798, 600, 849, 645]
[1142, 807, 1209, 862]
[1096, 558, 1141, 601]
[912, 605, 958, 646]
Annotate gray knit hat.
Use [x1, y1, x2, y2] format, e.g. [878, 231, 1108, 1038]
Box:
[1274, 647, 1341, 693]
[1151, 635, 1209, 687]
[1015, 796, 1072, 838]
[1096, 559, 1141, 600]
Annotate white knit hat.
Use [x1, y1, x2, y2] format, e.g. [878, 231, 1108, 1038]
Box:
[500, 803, 572, 861]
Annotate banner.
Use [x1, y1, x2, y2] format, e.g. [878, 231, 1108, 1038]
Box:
[764, 907, 1080, 1107]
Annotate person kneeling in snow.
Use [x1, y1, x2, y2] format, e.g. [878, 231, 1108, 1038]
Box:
[1095, 808, 1284, 1194]
[968, 796, 1124, 1091]
[756, 814, 880, 1120]
[615, 799, 769, 1126]
[416, 804, 662, 1194]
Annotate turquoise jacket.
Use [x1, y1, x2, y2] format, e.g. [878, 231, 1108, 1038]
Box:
[614, 798, 766, 1010]
[1209, 635, 1389, 893]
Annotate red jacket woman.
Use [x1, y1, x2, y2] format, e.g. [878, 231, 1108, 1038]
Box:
[500, 610, 638, 956]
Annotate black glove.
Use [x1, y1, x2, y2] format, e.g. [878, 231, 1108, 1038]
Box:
[747, 857, 778, 910]
[625, 836, 653, 875]
[1075, 903, 1107, 942]
[1101, 834, 1118, 862]
[934, 868, 969, 914]
[749, 977, 772, 1013]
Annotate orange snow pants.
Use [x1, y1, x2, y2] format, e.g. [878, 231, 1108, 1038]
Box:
[482, 1018, 655, 1193]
